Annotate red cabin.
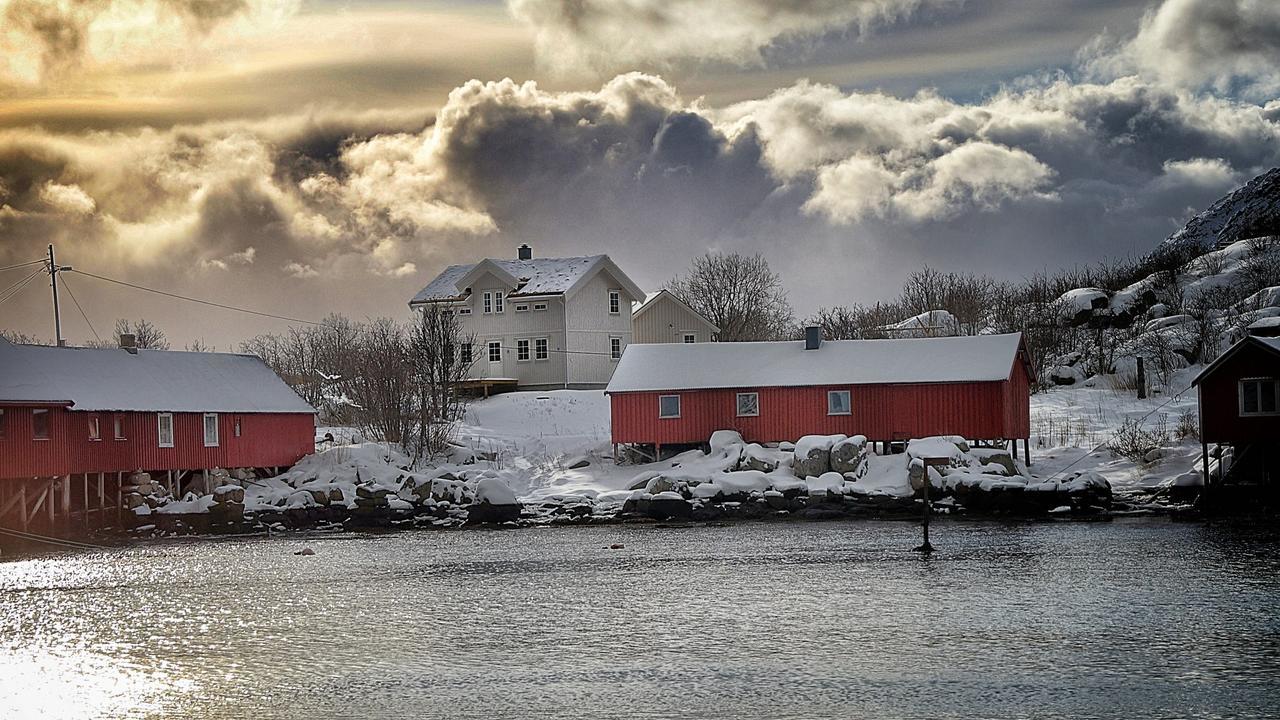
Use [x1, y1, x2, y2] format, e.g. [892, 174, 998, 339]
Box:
[0, 336, 315, 535]
[606, 332, 1033, 459]
[1191, 334, 1280, 486]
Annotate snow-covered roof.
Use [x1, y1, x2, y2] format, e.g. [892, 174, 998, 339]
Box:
[409, 254, 644, 304]
[0, 341, 315, 414]
[1191, 335, 1280, 386]
[606, 333, 1027, 393]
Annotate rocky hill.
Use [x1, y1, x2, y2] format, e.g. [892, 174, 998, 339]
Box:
[1161, 167, 1280, 253]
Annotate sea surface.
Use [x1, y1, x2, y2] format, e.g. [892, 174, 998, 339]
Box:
[1, 518, 1277, 719]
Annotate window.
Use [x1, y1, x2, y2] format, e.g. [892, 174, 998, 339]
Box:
[683, 333, 696, 343]
[608, 289, 621, 315]
[535, 337, 549, 361]
[457, 305, 472, 316]
[0, 408, 5, 439]
[515, 304, 529, 313]
[488, 341, 502, 363]
[203, 413, 220, 447]
[516, 338, 531, 362]
[828, 390, 852, 416]
[659, 395, 681, 419]
[460, 343, 473, 365]
[88, 414, 101, 441]
[234, 417, 242, 438]
[494, 291, 504, 313]
[1240, 378, 1279, 415]
[32, 409, 49, 440]
[483, 291, 493, 314]
[610, 336, 622, 361]
[157, 413, 174, 448]
[114, 414, 126, 440]
[736, 392, 760, 417]
[533, 303, 547, 312]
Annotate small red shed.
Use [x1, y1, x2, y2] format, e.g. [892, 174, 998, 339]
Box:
[606, 331, 1033, 458]
[0, 336, 315, 535]
[1191, 334, 1280, 485]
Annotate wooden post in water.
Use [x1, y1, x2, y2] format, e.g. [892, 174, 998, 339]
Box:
[916, 457, 950, 553]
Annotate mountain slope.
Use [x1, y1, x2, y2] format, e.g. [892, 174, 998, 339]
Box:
[1163, 167, 1280, 252]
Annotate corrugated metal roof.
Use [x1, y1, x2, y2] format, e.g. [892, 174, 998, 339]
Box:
[0, 340, 315, 414]
[606, 333, 1024, 393]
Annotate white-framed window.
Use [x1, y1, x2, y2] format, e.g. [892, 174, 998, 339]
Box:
[827, 390, 852, 416]
[535, 337, 549, 361]
[608, 289, 621, 315]
[460, 343, 473, 365]
[516, 338, 531, 362]
[533, 303, 547, 312]
[683, 333, 696, 343]
[659, 394, 681, 419]
[610, 336, 622, 361]
[203, 413, 220, 447]
[88, 414, 101, 441]
[157, 413, 174, 448]
[515, 303, 529, 313]
[1240, 378, 1279, 416]
[736, 392, 759, 417]
[494, 291, 504, 313]
[114, 414, 126, 440]
[234, 417, 242, 438]
[32, 409, 49, 440]
[488, 341, 502, 363]
[483, 291, 493, 314]
[457, 304, 472, 316]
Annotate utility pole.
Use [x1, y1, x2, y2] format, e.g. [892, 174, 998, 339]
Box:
[46, 244, 72, 347]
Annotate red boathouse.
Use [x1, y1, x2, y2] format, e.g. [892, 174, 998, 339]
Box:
[606, 330, 1033, 459]
[0, 336, 315, 536]
[1191, 334, 1280, 488]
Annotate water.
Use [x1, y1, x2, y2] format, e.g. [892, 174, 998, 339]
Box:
[1, 518, 1278, 720]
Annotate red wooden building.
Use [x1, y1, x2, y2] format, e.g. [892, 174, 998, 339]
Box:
[606, 330, 1033, 459]
[0, 336, 315, 535]
[1191, 334, 1280, 486]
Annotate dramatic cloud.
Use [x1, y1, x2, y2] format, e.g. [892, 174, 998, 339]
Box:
[0, 0, 299, 87]
[1081, 0, 1280, 97]
[508, 0, 959, 73]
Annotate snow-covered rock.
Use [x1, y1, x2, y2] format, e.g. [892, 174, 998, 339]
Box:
[792, 434, 847, 478]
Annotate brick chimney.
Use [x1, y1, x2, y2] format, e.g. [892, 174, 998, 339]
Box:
[119, 333, 138, 354]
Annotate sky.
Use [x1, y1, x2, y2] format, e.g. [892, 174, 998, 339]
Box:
[0, 0, 1278, 348]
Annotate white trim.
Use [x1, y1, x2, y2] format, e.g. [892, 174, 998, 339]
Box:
[535, 337, 549, 362]
[682, 333, 697, 344]
[203, 412, 220, 447]
[88, 414, 101, 441]
[610, 335, 623, 361]
[658, 394, 681, 419]
[1238, 377, 1279, 416]
[736, 392, 760, 417]
[608, 289, 622, 315]
[113, 414, 126, 440]
[487, 340, 503, 364]
[515, 303, 530, 313]
[157, 412, 174, 448]
[827, 390, 852, 416]
[533, 302, 548, 312]
[31, 408, 49, 440]
[632, 289, 720, 333]
[482, 291, 493, 314]
[494, 290, 505, 314]
[516, 338, 531, 362]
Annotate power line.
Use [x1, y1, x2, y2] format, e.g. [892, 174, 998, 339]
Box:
[0, 525, 112, 552]
[0, 258, 46, 273]
[0, 266, 44, 308]
[60, 275, 102, 344]
[70, 268, 322, 326]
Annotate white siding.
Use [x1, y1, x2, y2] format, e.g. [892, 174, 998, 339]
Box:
[424, 288, 570, 388]
[564, 269, 636, 386]
[633, 294, 716, 343]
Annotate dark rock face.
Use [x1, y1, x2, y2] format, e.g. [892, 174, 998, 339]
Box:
[468, 501, 521, 524]
[1162, 167, 1280, 252]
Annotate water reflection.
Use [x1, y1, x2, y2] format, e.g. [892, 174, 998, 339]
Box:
[1, 519, 1278, 719]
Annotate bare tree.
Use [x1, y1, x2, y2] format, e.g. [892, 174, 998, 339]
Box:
[0, 330, 45, 345]
[806, 303, 904, 340]
[667, 253, 794, 341]
[339, 318, 412, 445]
[114, 318, 169, 349]
[405, 306, 475, 462]
[185, 338, 215, 352]
[242, 314, 361, 422]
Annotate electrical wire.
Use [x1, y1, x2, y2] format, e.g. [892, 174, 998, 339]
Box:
[0, 258, 46, 273]
[59, 275, 102, 344]
[0, 266, 45, 308]
[0, 525, 112, 552]
[69, 268, 322, 326]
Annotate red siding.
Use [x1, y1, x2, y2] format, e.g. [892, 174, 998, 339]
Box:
[0, 407, 314, 479]
[611, 378, 1029, 446]
[1198, 343, 1280, 444]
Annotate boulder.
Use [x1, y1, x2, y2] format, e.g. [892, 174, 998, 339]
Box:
[709, 430, 744, 453]
[741, 443, 778, 473]
[647, 492, 692, 520]
[830, 435, 868, 476]
[356, 483, 391, 500]
[467, 501, 521, 524]
[566, 456, 591, 470]
[213, 485, 245, 504]
[793, 434, 847, 478]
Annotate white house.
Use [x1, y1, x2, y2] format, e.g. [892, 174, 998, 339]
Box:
[408, 245, 645, 389]
[631, 289, 719, 344]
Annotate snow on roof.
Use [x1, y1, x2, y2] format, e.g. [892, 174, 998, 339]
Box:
[0, 342, 315, 414]
[606, 333, 1025, 393]
[410, 255, 609, 303]
[1191, 334, 1280, 386]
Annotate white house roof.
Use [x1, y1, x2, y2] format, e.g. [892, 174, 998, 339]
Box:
[410, 254, 644, 304]
[606, 333, 1026, 393]
[0, 339, 315, 414]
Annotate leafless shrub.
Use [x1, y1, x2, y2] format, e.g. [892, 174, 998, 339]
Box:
[1175, 410, 1199, 441]
[668, 252, 795, 341]
[0, 330, 45, 345]
[806, 302, 904, 340]
[1108, 416, 1169, 464]
[404, 305, 474, 462]
[1189, 250, 1228, 277]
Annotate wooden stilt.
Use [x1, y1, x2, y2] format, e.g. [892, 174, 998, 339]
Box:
[1024, 438, 1032, 467]
[116, 472, 123, 527]
[1012, 439, 1018, 460]
[97, 473, 105, 528]
[168, 470, 175, 497]
[19, 481, 28, 533]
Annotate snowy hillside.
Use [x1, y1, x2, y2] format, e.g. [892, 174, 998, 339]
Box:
[1161, 167, 1280, 253]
